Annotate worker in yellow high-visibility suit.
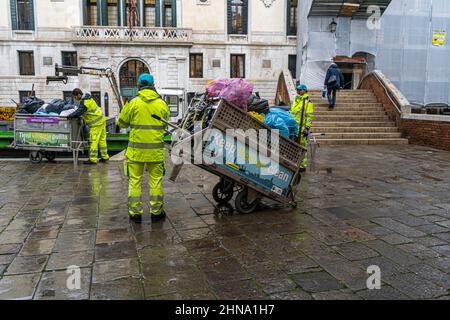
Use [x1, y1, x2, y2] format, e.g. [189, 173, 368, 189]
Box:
[290, 84, 314, 172]
[69, 89, 109, 165]
[118, 73, 170, 224]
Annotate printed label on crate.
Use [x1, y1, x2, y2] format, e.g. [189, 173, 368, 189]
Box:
[0, 107, 16, 121]
[203, 131, 294, 197]
[26, 117, 60, 124]
[15, 131, 69, 148]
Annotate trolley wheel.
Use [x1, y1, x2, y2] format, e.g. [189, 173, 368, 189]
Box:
[212, 181, 234, 204]
[45, 152, 56, 162]
[29, 151, 43, 164]
[235, 190, 259, 214]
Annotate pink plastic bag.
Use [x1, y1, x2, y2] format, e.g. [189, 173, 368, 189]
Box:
[206, 78, 254, 111]
[206, 79, 230, 98]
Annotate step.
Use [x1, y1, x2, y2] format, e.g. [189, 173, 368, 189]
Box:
[313, 132, 403, 139]
[312, 127, 400, 133]
[310, 89, 373, 94]
[314, 107, 385, 112]
[310, 98, 379, 103]
[313, 103, 383, 108]
[314, 110, 387, 116]
[310, 95, 377, 99]
[314, 121, 396, 127]
[314, 115, 390, 122]
[309, 92, 376, 98]
[315, 138, 409, 145]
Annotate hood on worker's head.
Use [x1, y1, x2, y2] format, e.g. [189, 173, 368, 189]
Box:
[82, 93, 92, 100]
[137, 88, 161, 102]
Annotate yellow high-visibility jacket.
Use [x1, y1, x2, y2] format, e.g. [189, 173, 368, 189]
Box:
[82, 98, 106, 128]
[290, 93, 314, 131]
[118, 89, 170, 163]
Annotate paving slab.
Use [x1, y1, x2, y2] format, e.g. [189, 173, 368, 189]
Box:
[46, 250, 94, 271]
[34, 268, 91, 300]
[0, 273, 41, 300]
[0, 145, 449, 300]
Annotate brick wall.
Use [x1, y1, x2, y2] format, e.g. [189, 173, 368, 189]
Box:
[400, 119, 450, 150]
[360, 73, 450, 151]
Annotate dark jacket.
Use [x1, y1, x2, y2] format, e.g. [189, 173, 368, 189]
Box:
[325, 64, 345, 89]
[67, 94, 90, 118]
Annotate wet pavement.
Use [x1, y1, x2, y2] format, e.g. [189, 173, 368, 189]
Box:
[0, 144, 449, 300]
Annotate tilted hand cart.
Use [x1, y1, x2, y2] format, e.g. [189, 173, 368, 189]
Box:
[13, 114, 88, 165]
[154, 99, 307, 214]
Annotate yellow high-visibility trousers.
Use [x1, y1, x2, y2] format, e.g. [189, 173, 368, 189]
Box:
[125, 160, 164, 217]
[89, 124, 109, 163]
[300, 134, 308, 169]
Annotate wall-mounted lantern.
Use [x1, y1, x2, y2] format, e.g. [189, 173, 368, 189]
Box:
[330, 19, 338, 33]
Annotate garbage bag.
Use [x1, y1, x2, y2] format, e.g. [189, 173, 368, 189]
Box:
[18, 96, 44, 114]
[62, 104, 76, 111]
[60, 109, 76, 117]
[46, 99, 66, 114]
[248, 111, 265, 123]
[35, 104, 48, 114]
[264, 108, 299, 138]
[247, 94, 270, 114]
[206, 79, 229, 98]
[34, 111, 50, 116]
[206, 79, 254, 111]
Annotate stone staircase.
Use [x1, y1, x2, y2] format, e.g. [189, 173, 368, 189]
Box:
[308, 89, 408, 145]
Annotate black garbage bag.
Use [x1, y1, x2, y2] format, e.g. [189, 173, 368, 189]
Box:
[18, 96, 44, 114]
[16, 108, 30, 114]
[46, 99, 66, 114]
[247, 94, 269, 114]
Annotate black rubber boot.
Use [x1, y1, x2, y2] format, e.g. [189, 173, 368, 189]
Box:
[151, 211, 167, 223]
[129, 215, 142, 224]
[99, 158, 109, 163]
[84, 160, 97, 165]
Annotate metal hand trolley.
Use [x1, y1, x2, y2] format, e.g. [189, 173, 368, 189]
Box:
[153, 99, 307, 214]
[13, 114, 88, 165]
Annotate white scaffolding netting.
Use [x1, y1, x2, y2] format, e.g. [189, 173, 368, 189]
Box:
[377, 0, 450, 106]
[298, 0, 450, 106]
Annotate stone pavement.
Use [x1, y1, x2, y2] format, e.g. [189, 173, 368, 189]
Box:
[0, 145, 449, 300]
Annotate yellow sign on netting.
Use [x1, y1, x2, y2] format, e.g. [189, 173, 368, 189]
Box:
[432, 31, 446, 47]
[0, 107, 16, 121]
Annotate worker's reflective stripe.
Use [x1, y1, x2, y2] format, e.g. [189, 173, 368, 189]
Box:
[149, 195, 164, 202]
[128, 142, 165, 150]
[86, 107, 100, 116]
[118, 119, 129, 127]
[128, 196, 142, 203]
[306, 119, 313, 123]
[91, 106, 101, 114]
[100, 147, 108, 151]
[150, 202, 164, 212]
[87, 115, 104, 126]
[129, 206, 143, 214]
[130, 124, 165, 130]
[89, 149, 98, 154]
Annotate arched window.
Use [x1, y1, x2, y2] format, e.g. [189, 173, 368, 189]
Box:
[119, 60, 150, 99]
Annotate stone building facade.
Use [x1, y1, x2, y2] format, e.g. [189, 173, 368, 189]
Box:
[0, 0, 298, 116]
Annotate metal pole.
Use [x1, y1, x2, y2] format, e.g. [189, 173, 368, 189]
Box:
[104, 92, 109, 117]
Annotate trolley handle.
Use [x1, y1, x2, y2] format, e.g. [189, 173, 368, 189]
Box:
[151, 114, 181, 131]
